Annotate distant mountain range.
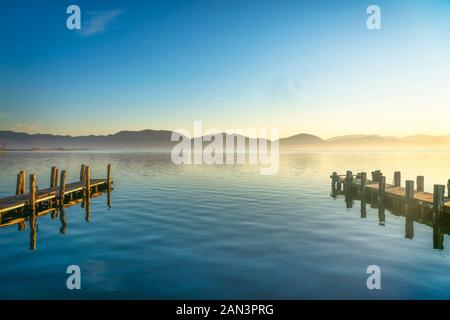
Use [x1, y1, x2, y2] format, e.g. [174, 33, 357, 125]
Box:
[1, 130, 450, 151]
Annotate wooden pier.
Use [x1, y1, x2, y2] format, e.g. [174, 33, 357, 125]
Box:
[0, 164, 113, 250]
[0, 164, 113, 215]
[330, 170, 450, 249]
[330, 170, 450, 217]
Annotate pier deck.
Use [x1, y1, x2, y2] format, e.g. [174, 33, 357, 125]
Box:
[0, 179, 107, 214]
[0, 164, 112, 215]
[332, 170, 450, 214]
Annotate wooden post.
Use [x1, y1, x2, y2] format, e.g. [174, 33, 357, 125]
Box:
[433, 184, 445, 220]
[85, 166, 91, 198]
[378, 175, 386, 203]
[394, 171, 401, 187]
[50, 166, 58, 188]
[20, 171, 26, 194]
[16, 172, 21, 195]
[417, 176, 424, 192]
[16, 171, 24, 195]
[345, 170, 353, 191]
[59, 170, 67, 203]
[361, 172, 367, 191]
[360, 172, 367, 218]
[29, 174, 36, 214]
[21, 171, 25, 194]
[107, 164, 112, 186]
[405, 180, 414, 201]
[372, 170, 382, 183]
[405, 180, 414, 214]
[80, 164, 86, 182]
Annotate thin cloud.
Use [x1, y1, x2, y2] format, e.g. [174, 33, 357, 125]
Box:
[11, 122, 42, 133]
[80, 9, 125, 37]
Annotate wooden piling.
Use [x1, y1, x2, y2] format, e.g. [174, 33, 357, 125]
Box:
[107, 164, 112, 186]
[20, 171, 25, 194]
[85, 166, 91, 198]
[59, 170, 67, 203]
[29, 174, 36, 214]
[417, 176, 424, 192]
[361, 172, 367, 191]
[345, 170, 353, 191]
[405, 180, 414, 201]
[50, 166, 58, 188]
[372, 170, 382, 182]
[80, 164, 86, 182]
[433, 184, 445, 220]
[16, 171, 25, 195]
[394, 171, 401, 187]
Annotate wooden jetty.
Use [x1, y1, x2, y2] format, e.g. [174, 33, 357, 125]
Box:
[0, 164, 113, 215]
[0, 164, 113, 250]
[330, 171, 450, 249]
[330, 170, 450, 218]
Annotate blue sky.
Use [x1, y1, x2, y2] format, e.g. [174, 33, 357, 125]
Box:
[0, 0, 449, 138]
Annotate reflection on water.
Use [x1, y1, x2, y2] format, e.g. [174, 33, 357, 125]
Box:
[0, 187, 112, 250]
[331, 185, 450, 250]
[0, 151, 450, 299]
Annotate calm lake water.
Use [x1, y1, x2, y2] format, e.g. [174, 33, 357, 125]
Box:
[0, 151, 449, 299]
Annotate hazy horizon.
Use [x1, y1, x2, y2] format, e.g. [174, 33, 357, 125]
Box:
[2, 127, 450, 141]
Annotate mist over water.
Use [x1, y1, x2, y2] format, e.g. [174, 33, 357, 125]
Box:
[0, 151, 449, 299]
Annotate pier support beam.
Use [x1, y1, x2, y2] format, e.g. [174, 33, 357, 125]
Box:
[417, 176, 424, 192]
[360, 172, 367, 218]
[85, 166, 91, 199]
[345, 170, 353, 192]
[59, 170, 67, 204]
[372, 170, 382, 183]
[29, 174, 36, 214]
[107, 164, 112, 187]
[433, 185, 445, 221]
[16, 171, 25, 195]
[360, 172, 367, 191]
[80, 164, 86, 182]
[50, 166, 58, 188]
[394, 171, 401, 187]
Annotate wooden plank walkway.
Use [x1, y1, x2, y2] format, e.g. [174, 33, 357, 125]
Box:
[0, 179, 106, 214]
[365, 182, 450, 207]
[332, 170, 450, 214]
[0, 164, 112, 215]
